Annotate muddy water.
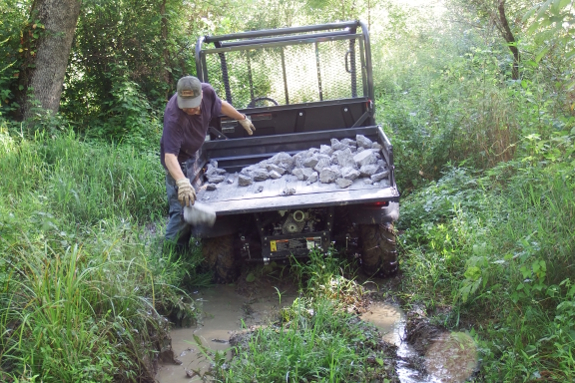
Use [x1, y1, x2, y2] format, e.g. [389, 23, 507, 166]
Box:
[362, 302, 478, 383]
[155, 283, 297, 382]
[156, 285, 476, 383]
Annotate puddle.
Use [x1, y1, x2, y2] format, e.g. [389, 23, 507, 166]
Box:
[155, 283, 297, 382]
[156, 284, 477, 383]
[361, 302, 477, 383]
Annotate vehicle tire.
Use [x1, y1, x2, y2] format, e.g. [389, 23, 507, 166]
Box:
[202, 234, 239, 283]
[359, 223, 398, 277]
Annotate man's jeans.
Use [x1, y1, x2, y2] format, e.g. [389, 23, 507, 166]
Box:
[165, 172, 192, 249]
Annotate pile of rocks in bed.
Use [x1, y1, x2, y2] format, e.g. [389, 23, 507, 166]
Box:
[203, 134, 390, 191]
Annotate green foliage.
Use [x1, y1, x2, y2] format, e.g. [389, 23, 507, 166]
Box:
[0, 0, 30, 117]
[0, 126, 208, 381]
[216, 298, 394, 382]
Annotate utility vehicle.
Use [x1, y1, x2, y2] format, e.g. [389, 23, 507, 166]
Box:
[188, 21, 400, 282]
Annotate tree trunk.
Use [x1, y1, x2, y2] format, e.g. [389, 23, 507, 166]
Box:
[19, 0, 81, 120]
[497, 0, 520, 80]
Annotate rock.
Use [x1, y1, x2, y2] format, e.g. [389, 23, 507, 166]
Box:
[307, 171, 318, 183]
[359, 164, 380, 176]
[293, 150, 316, 168]
[371, 170, 389, 182]
[372, 143, 383, 150]
[251, 168, 269, 181]
[282, 187, 296, 195]
[341, 166, 361, 180]
[292, 168, 305, 181]
[313, 155, 332, 173]
[341, 138, 357, 149]
[206, 183, 218, 191]
[302, 155, 319, 168]
[302, 168, 316, 180]
[269, 170, 282, 179]
[319, 144, 334, 155]
[331, 138, 345, 151]
[266, 163, 285, 175]
[356, 134, 373, 149]
[336, 178, 353, 188]
[269, 152, 294, 171]
[319, 167, 340, 183]
[333, 148, 356, 168]
[207, 174, 226, 184]
[238, 174, 253, 186]
[353, 149, 377, 167]
[255, 185, 264, 193]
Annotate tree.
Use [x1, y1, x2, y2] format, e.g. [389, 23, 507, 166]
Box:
[454, 0, 523, 80]
[17, 0, 81, 120]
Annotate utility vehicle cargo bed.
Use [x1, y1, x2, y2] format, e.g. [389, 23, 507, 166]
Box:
[194, 125, 399, 216]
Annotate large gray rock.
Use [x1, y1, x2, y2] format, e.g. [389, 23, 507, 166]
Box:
[354, 150, 377, 167]
[320, 144, 334, 155]
[302, 168, 316, 180]
[302, 155, 319, 169]
[336, 178, 353, 188]
[319, 167, 340, 183]
[341, 138, 357, 149]
[314, 155, 332, 173]
[269, 152, 294, 171]
[341, 166, 361, 180]
[331, 138, 346, 151]
[292, 168, 306, 181]
[207, 174, 226, 184]
[307, 171, 318, 183]
[356, 134, 373, 149]
[269, 170, 282, 179]
[359, 164, 380, 176]
[371, 170, 390, 182]
[251, 168, 269, 181]
[266, 163, 286, 175]
[333, 148, 356, 168]
[238, 174, 253, 186]
[293, 151, 310, 169]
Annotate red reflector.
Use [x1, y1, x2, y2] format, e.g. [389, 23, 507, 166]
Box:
[372, 201, 389, 207]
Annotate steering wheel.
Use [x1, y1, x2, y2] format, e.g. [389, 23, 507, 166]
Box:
[247, 97, 279, 108]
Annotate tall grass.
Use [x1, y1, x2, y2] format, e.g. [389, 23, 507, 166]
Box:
[0, 124, 207, 381]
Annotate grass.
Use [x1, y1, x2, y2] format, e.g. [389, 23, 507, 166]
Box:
[203, 248, 396, 383]
[0, 124, 209, 382]
[220, 297, 394, 383]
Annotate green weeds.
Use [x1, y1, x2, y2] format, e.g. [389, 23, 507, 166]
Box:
[218, 298, 394, 382]
[0, 125, 207, 382]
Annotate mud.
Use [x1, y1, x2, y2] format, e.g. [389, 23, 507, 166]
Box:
[155, 276, 478, 383]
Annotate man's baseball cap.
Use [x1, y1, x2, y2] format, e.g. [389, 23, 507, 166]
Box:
[177, 76, 202, 109]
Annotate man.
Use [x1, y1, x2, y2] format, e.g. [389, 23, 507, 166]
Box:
[160, 76, 255, 251]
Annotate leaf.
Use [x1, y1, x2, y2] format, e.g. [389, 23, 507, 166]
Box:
[535, 46, 550, 63]
[536, 0, 555, 20]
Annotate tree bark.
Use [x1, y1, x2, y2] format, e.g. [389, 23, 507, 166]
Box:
[497, 0, 520, 80]
[19, 0, 81, 120]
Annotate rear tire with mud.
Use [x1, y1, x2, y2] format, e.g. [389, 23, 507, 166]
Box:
[359, 223, 398, 277]
[202, 234, 239, 283]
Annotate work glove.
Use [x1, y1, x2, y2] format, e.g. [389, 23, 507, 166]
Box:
[238, 114, 256, 135]
[175, 178, 196, 207]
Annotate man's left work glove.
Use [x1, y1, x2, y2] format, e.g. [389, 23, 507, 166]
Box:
[238, 114, 256, 135]
[176, 178, 196, 207]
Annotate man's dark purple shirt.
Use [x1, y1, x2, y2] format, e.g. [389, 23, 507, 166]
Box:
[160, 83, 222, 170]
